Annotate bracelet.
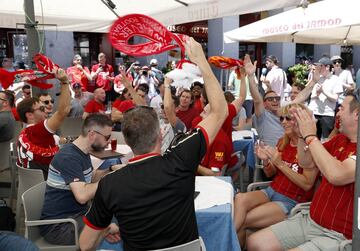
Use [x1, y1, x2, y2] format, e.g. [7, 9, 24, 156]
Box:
[305, 136, 318, 146]
[303, 134, 317, 142]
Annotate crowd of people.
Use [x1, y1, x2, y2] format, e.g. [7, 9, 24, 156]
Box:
[0, 36, 358, 251]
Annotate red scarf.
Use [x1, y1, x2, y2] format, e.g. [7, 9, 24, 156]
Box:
[208, 56, 244, 79]
[0, 53, 60, 89]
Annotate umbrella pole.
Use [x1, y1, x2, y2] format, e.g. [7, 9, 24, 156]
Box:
[353, 117, 360, 247]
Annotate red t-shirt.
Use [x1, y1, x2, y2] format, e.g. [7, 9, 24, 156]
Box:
[11, 107, 20, 121]
[310, 134, 356, 239]
[270, 140, 315, 203]
[176, 106, 200, 131]
[194, 98, 203, 114]
[112, 99, 123, 111]
[91, 64, 114, 91]
[222, 104, 237, 141]
[84, 99, 105, 114]
[17, 120, 58, 168]
[200, 129, 232, 170]
[66, 65, 90, 91]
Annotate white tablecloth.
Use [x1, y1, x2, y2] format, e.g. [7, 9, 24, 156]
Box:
[195, 176, 234, 212]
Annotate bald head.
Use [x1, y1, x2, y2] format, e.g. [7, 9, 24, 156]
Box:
[94, 88, 106, 103]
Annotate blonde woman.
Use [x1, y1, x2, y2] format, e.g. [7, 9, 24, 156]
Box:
[233, 103, 319, 247]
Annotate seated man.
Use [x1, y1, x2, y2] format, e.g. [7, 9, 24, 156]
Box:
[82, 88, 106, 119]
[0, 90, 16, 142]
[79, 37, 229, 250]
[16, 69, 70, 179]
[40, 113, 117, 245]
[247, 90, 358, 251]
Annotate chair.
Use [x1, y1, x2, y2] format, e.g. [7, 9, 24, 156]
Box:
[149, 237, 206, 251]
[111, 131, 126, 145]
[15, 166, 45, 232]
[0, 140, 11, 172]
[224, 151, 246, 191]
[22, 182, 79, 251]
[0, 140, 12, 199]
[59, 117, 83, 138]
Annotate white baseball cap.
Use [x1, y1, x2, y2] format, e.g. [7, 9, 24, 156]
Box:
[150, 59, 158, 65]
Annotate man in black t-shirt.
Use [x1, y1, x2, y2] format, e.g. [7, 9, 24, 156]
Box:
[79, 38, 229, 251]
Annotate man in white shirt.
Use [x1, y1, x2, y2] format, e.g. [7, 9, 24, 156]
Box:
[308, 57, 343, 140]
[260, 55, 287, 100]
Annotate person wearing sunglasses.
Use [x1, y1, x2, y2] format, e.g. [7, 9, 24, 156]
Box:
[308, 57, 343, 141]
[0, 90, 16, 142]
[16, 68, 71, 179]
[39, 113, 119, 246]
[38, 93, 54, 117]
[234, 103, 319, 249]
[331, 55, 355, 107]
[80, 37, 229, 251]
[15, 84, 31, 106]
[249, 90, 359, 251]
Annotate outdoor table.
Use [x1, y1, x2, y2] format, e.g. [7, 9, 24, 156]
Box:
[232, 131, 255, 171]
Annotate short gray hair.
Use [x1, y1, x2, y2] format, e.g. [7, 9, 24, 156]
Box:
[121, 106, 160, 155]
[73, 54, 82, 61]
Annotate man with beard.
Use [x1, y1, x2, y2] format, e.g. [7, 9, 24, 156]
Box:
[40, 113, 118, 245]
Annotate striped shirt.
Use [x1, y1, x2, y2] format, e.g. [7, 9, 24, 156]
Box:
[310, 134, 356, 239]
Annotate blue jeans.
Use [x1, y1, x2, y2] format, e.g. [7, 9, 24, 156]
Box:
[0, 231, 39, 251]
[261, 186, 297, 215]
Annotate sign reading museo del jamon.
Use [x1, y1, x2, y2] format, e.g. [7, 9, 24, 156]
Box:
[262, 18, 342, 35]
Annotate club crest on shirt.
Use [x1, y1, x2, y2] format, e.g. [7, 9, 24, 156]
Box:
[214, 152, 224, 161]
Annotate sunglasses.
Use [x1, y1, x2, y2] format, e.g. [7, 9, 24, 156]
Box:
[42, 100, 54, 105]
[92, 130, 111, 141]
[279, 115, 293, 122]
[264, 96, 281, 102]
[333, 60, 342, 65]
[33, 106, 46, 112]
[23, 91, 31, 95]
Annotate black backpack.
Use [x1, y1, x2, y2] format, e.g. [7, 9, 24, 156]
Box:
[0, 199, 15, 231]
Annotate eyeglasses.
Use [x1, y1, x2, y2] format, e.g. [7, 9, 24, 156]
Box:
[92, 130, 111, 141]
[279, 115, 293, 122]
[42, 100, 54, 105]
[33, 106, 46, 112]
[264, 96, 281, 102]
